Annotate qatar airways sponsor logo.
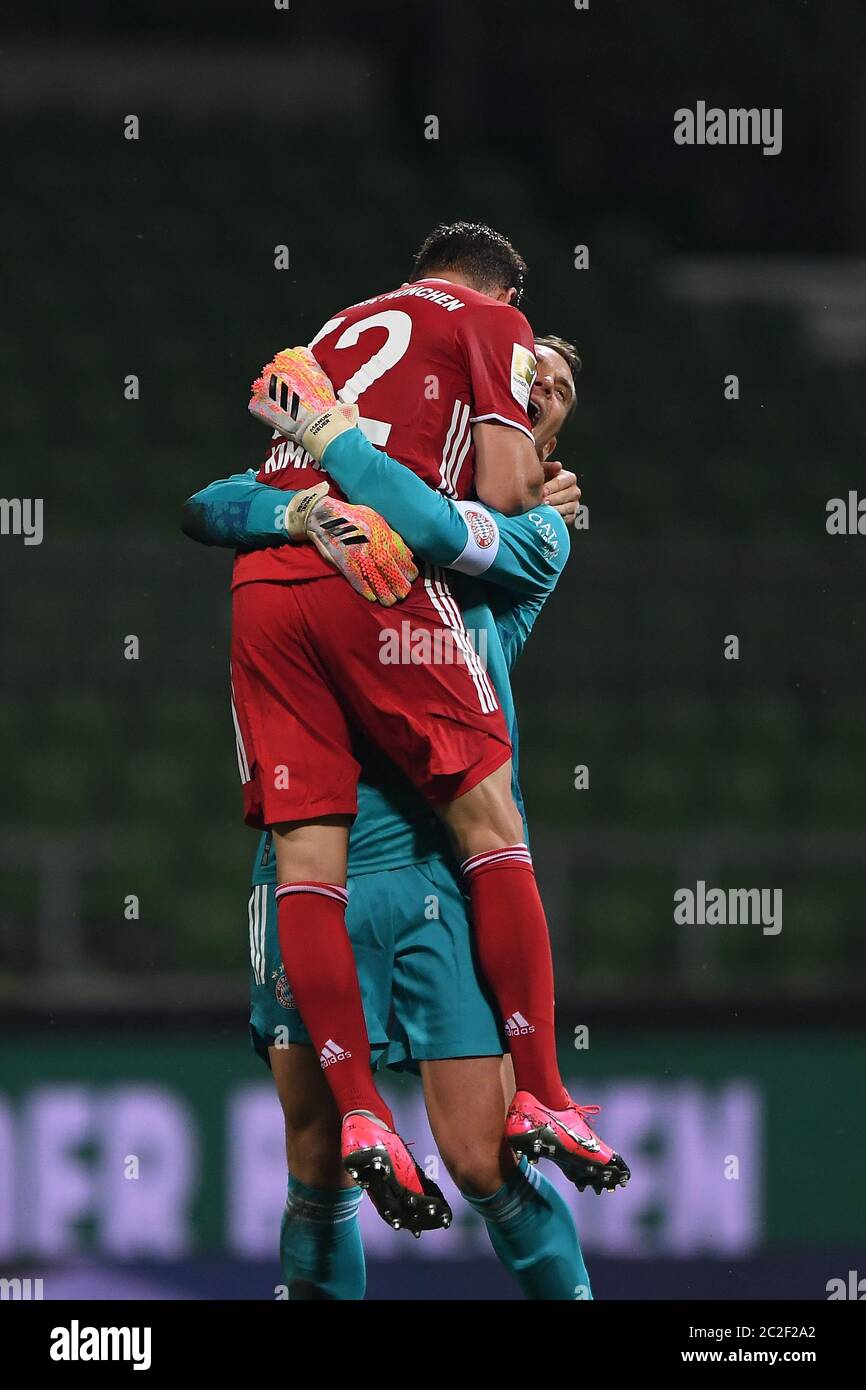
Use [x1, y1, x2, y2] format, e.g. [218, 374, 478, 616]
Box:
[529, 511, 560, 555]
[378, 621, 488, 668]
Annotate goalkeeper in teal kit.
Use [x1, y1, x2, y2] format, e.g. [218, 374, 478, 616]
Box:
[184, 337, 615, 1299]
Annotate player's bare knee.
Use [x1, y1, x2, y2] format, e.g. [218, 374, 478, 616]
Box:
[440, 1140, 511, 1198]
[441, 767, 524, 856]
[452, 801, 523, 856]
[272, 816, 350, 887]
[284, 1115, 345, 1188]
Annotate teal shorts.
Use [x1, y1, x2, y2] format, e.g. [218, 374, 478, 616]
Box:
[248, 857, 506, 1073]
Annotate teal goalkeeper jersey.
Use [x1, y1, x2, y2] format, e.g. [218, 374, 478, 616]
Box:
[183, 427, 570, 879]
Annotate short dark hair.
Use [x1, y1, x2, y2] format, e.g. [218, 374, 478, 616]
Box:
[534, 333, 581, 415]
[410, 221, 527, 305]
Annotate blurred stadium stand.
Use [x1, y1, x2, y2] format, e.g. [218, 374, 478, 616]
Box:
[1, 108, 863, 1006]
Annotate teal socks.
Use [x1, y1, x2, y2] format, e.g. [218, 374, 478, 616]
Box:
[279, 1160, 591, 1301]
[279, 1174, 366, 1300]
[463, 1156, 592, 1300]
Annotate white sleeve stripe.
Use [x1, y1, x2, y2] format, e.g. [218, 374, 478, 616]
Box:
[449, 418, 474, 495]
[440, 401, 470, 497]
[443, 405, 468, 496]
[469, 411, 535, 442]
[451, 407, 472, 492]
[438, 399, 463, 492]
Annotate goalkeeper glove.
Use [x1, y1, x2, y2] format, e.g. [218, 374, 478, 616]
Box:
[249, 346, 358, 460]
[284, 481, 417, 606]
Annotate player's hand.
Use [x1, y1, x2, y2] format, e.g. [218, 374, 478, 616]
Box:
[249, 346, 337, 439]
[284, 482, 418, 606]
[248, 346, 360, 462]
[542, 459, 581, 525]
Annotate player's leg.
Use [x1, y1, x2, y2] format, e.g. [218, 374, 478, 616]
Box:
[270, 819, 450, 1233]
[435, 769, 627, 1190]
[248, 874, 365, 1300]
[270, 815, 393, 1124]
[301, 575, 627, 1189]
[233, 588, 387, 1123]
[420, 1054, 512, 1195]
[296, 572, 561, 1103]
[435, 758, 569, 1108]
[434, 771, 629, 1192]
[269, 1043, 367, 1301]
[421, 1055, 593, 1301]
[233, 583, 450, 1232]
[378, 858, 592, 1300]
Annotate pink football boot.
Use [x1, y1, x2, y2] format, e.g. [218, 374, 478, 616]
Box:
[506, 1090, 630, 1194]
[342, 1111, 452, 1237]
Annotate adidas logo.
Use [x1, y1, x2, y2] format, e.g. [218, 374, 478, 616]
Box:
[319, 1038, 352, 1067]
[505, 1012, 535, 1037]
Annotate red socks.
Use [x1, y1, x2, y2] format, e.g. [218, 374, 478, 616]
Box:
[276, 858, 569, 1122]
[462, 847, 570, 1111]
[275, 882, 394, 1127]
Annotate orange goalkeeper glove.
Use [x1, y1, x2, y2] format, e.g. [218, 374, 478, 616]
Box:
[249, 346, 358, 461]
[284, 482, 417, 606]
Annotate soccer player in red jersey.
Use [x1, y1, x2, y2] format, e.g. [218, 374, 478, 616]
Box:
[229, 224, 622, 1228]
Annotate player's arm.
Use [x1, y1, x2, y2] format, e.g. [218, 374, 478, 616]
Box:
[317, 429, 470, 563]
[181, 431, 470, 564]
[459, 303, 545, 515]
[182, 462, 416, 605]
[480, 504, 570, 598]
[183, 433, 571, 596]
[471, 423, 545, 517]
[181, 470, 290, 550]
[317, 428, 571, 599]
[481, 506, 571, 669]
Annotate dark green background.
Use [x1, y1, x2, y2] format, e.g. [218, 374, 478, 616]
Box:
[1, 7, 864, 1044]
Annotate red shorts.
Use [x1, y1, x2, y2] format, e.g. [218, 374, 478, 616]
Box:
[230, 570, 511, 828]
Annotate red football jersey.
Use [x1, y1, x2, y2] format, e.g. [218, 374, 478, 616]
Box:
[233, 278, 537, 586]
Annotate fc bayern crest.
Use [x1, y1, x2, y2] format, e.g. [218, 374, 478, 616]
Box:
[465, 508, 496, 548]
[274, 970, 297, 1010]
